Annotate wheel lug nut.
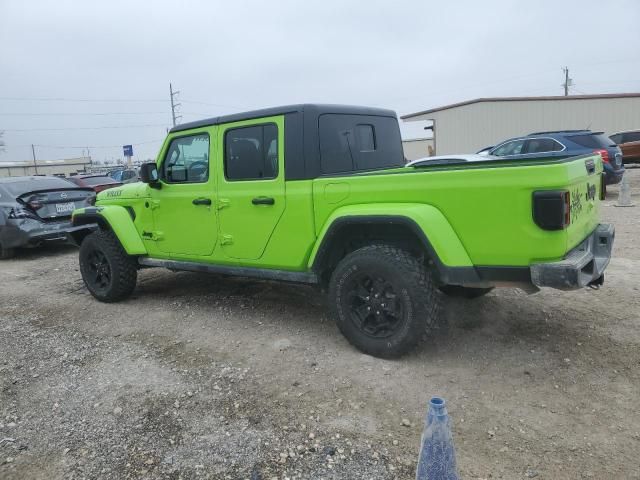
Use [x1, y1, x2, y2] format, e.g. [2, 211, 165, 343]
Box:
[367, 306, 371, 311]
[376, 311, 380, 315]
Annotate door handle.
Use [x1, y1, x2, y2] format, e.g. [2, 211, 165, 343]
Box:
[252, 196, 275, 205]
[192, 198, 212, 206]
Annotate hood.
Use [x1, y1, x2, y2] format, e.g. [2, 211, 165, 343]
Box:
[96, 182, 149, 202]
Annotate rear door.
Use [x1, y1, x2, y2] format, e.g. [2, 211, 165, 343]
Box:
[215, 116, 285, 260]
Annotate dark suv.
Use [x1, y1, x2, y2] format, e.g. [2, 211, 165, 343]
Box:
[488, 130, 624, 184]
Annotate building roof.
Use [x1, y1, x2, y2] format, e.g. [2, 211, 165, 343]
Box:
[170, 104, 397, 133]
[0, 157, 91, 168]
[401, 93, 640, 120]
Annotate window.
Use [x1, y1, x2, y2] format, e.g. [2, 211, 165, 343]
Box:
[319, 114, 404, 174]
[81, 176, 119, 186]
[623, 132, 640, 143]
[525, 138, 564, 154]
[356, 124, 376, 152]
[162, 133, 210, 183]
[2, 177, 79, 197]
[610, 134, 623, 144]
[122, 170, 136, 181]
[570, 133, 614, 149]
[492, 140, 526, 156]
[224, 124, 278, 181]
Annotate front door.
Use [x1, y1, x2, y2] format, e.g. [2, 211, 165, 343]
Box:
[151, 130, 217, 256]
[216, 116, 285, 260]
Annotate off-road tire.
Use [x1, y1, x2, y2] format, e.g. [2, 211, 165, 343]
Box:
[439, 285, 494, 299]
[0, 243, 16, 260]
[328, 244, 441, 358]
[79, 230, 137, 302]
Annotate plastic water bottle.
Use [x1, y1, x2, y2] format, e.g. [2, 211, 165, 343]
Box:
[415, 397, 459, 480]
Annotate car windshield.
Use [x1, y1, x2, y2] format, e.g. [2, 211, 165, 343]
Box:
[80, 176, 119, 186]
[0, 177, 77, 196]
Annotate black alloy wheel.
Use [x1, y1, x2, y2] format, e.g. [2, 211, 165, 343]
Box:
[346, 272, 405, 339]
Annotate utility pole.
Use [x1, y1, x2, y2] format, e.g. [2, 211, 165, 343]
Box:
[169, 82, 182, 127]
[562, 67, 572, 96]
[31, 144, 38, 175]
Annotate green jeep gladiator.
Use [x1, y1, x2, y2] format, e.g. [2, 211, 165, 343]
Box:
[71, 104, 614, 358]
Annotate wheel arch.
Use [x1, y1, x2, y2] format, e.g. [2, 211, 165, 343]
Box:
[72, 206, 147, 255]
[308, 205, 480, 286]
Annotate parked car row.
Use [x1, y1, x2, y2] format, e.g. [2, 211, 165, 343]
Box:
[609, 129, 640, 163]
[414, 129, 633, 185]
[0, 176, 97, 259]
[481, 130, 625, 185]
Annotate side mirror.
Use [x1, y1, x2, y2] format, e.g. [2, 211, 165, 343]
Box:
[139, 163, 160, 188]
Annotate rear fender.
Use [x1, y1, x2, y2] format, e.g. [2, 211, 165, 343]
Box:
[308, 203, 476, 282]
[72, 206, 147, 255]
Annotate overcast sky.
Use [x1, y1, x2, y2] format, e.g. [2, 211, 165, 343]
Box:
[1, 0, 639, 163]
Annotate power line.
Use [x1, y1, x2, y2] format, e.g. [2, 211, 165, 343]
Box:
[0, 96, 167, 103]
[9, 139, 164, 149]
[4, 124, 168, 132]
[181, 99, 247, 109]
[0, 111, 168, 116]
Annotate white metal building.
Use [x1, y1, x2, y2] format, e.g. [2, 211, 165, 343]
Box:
[0, 157, 92, 178]
[401, 93, 640, 155]
[401, 137, 434, 161]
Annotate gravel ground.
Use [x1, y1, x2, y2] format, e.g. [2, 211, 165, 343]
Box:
[1, 168, 639, 480]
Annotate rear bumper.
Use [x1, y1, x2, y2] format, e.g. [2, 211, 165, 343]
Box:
[604, 164, 624, 185]
[530, 223, 614, 290]
[0, 219, 97, 248]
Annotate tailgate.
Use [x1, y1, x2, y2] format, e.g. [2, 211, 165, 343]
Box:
[563, 154, 603, 252]
[18, 188, 95, 221]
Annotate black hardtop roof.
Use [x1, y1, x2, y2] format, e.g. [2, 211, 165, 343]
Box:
[169, 104, 398, 133]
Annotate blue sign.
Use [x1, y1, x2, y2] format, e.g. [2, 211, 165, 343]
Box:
[123, 145, 133, 157]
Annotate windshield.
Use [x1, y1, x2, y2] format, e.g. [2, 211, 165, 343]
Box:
[0, 177, 77, 196]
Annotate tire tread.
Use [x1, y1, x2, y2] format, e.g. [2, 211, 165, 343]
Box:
[329, 243, 441, 358]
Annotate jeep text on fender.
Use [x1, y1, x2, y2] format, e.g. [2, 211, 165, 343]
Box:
[70, 104, 614, 358]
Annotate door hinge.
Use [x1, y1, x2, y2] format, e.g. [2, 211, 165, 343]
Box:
[221, 234, 233, 245]
[142, 230, 164, 241]
[149, 200, 161, 210]
[217, 198, 230, 210]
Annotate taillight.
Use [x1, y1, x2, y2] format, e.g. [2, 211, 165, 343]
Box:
[563, 191, 571, 227]
[594, 149, 609, 164]
[6, 207, 39, 220]
[532, 190, 571, 230]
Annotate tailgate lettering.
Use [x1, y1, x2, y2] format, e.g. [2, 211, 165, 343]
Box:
[571, 187, 583, 220]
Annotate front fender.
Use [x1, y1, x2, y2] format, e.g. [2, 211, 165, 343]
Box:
[308, 203, 474, 269]
[72, 206, 147, 255]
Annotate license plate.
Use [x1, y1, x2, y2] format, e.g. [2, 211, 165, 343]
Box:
[55, 202, 76, 214]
